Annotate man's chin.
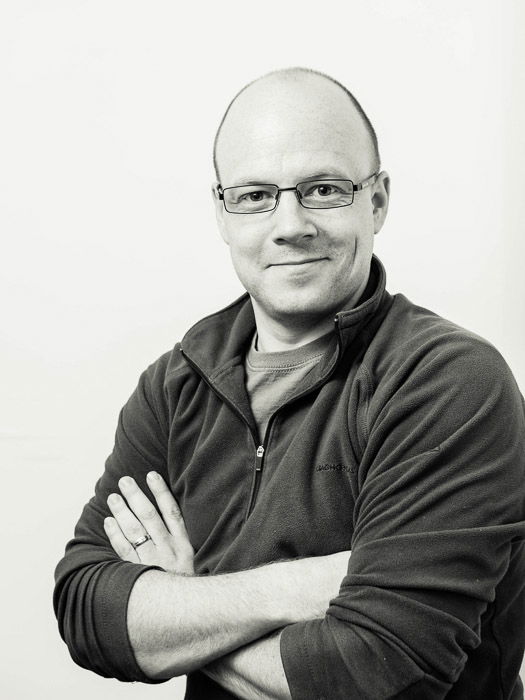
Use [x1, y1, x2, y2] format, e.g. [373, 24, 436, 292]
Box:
[259, 296, 338, 325]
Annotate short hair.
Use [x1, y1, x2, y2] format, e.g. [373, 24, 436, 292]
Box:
[213, 67, 381, 182]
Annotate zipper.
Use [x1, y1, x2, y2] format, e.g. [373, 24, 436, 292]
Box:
[181, 348, 275, 522]
[242, 324, 344, 519]
[180, 325, 343, 522]
[245, 445, 265, 519]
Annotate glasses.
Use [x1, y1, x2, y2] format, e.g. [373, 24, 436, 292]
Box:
[216, 172, 379, 214]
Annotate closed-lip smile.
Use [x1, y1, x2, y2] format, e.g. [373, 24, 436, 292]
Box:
[270, 257, 327, 267]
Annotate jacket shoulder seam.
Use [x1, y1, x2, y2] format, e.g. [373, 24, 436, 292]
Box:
[358, 362, 375, 446]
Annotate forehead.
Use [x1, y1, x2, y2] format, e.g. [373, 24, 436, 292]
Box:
[221, 131, 362, 186]
[216, 76, 371, 185]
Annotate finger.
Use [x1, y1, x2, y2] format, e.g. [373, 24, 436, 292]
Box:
[103, 516, 139, 563]
[146, 471, 193, 547]
[107, 492, 156, 556]
[117, 476, 171, 546]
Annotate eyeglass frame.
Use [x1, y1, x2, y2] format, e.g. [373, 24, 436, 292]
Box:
[214, 172, 379, 214]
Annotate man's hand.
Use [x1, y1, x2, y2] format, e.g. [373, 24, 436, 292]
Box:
[104, 471, 195, 575]
[103, 471, 350, 681]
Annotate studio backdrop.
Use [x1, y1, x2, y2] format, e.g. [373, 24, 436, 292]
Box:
[1, 1, 524, 698]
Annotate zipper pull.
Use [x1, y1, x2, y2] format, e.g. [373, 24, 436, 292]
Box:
[256, 445, 264, 470]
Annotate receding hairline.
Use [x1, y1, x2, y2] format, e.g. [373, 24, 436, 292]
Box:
[213, 67, 381, 182]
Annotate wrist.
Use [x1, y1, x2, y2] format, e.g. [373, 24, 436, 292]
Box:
[269, 551, 349, 624]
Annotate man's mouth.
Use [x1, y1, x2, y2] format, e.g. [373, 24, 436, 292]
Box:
[270, 257, 328, 267]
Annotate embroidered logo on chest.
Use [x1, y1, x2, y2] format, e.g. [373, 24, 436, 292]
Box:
[316, 463, 355, 474]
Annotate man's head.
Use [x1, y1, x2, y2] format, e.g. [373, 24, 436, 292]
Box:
[212, 67, 390, 331]
[213, 68, 381, 183]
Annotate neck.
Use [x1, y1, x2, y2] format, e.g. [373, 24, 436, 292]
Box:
[253, 311, 335, 353]
[251, 274, 372, 353]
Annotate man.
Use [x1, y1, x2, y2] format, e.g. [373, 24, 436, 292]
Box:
[54, 68, 525, 699]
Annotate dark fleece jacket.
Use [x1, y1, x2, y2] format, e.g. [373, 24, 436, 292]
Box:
[54, 257, 525, 699]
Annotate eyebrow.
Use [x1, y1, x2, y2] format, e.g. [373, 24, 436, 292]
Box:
[229, 170, 352, 186]
[304, 171, 352, 181]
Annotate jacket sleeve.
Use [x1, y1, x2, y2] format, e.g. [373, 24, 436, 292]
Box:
[53, 354, 172, 682]
[280, 334, 525, 699]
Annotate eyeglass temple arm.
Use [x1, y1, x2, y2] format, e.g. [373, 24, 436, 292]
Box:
[353, 172, 379, 192]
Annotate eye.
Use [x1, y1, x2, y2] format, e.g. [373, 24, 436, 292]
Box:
[314, 185, 335, 197]
[301, 182, 345, 198]
[315, 184, 341, 196]
[246, 191, 268, 202]
[297, 180, 354, 209]
[239, 189, 273, 202]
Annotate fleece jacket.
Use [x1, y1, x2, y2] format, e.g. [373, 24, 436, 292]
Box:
[54, 256, 525, 699]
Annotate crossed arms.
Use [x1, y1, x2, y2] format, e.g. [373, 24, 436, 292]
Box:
[104, 470, 350, 698]
[54, 337, 525, 699]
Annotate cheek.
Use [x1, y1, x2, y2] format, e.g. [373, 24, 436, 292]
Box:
[332, 211, 374, 253]
[327, 226, 362, 257]
[225, 231, 265, 288]
[228, 237, 260, 267]
[225, 222, 268, 265]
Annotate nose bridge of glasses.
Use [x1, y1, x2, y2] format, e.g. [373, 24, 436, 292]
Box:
[276, 185, 304, 209]
[272, 190, 316, 239]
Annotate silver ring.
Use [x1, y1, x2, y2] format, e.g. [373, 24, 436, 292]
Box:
[132, 534, 152, 549]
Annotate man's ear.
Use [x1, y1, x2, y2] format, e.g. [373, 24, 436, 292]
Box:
[372, 171, 390, 235]
[211, 182, 230, 245]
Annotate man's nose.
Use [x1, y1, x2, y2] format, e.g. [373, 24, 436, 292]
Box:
[271, 190, 318, 244]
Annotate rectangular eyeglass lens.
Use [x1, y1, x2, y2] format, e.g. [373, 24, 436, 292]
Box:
[225, 185, 277, 212]
[299, 180, 354, 208]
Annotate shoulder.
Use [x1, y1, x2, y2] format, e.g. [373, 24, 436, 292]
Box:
[143, 342, 186, 382]
[367, 293, 513, 385]
[353, 297, 525, 484]
[360, 294, 523, 430]
[141, 340, 199, 390]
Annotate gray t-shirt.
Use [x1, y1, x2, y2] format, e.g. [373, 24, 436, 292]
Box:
[244, 331, 335, 441]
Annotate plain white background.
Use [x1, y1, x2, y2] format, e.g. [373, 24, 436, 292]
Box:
[2, 1, 524, 697]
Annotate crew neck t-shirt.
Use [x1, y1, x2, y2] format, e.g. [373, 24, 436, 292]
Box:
[244, 331, 335, 442]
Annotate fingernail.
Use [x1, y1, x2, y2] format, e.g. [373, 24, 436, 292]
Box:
[147, 471, 160, 480]
[108, 493, 120, 505]
[120, 476, 134, 488]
